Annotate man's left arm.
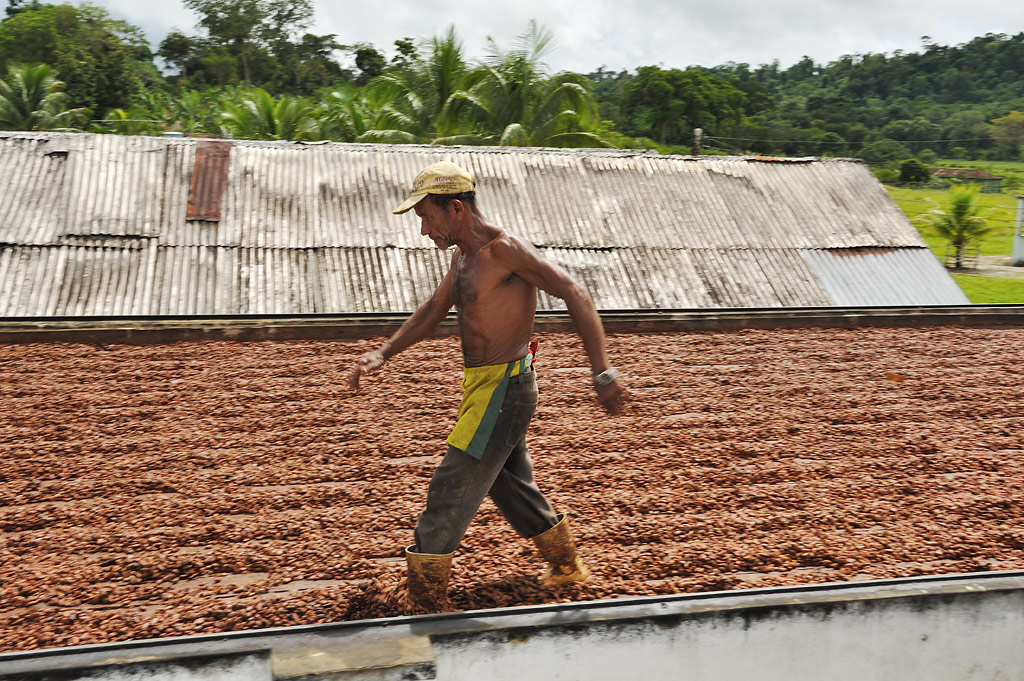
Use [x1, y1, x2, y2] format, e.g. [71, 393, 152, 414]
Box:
[500, 237, 627, 413]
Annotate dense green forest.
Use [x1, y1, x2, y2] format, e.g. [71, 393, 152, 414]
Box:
[1, 0, 1023, 171]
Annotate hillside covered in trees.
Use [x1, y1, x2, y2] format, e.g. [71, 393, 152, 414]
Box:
[1, 0, 1023, 165]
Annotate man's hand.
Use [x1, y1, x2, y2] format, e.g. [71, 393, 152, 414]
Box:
[596, 380, 629, 415]
[346, 349, 386, 392]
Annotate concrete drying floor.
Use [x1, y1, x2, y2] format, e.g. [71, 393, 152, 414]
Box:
[2, 326, 1023, 652]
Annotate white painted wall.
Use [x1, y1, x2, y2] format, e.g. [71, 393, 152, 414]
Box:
[1, 653, 272, 681]
[1013, 195, 1024, 266]
[433, 590, 1024, 681]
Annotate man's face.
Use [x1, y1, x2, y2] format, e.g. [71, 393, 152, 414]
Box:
[414, 197, 456, 250]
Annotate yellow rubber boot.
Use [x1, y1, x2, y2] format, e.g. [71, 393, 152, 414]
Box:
[531, 514, 591, 587]
[404, 545, 453, 614]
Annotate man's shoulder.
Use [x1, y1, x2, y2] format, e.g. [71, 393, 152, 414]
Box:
[488, 229, 536, 258]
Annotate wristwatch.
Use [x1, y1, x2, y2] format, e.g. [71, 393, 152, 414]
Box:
[593, 367, 619, 386]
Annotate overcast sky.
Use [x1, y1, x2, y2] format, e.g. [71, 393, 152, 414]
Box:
[92, 0, 1024, 74]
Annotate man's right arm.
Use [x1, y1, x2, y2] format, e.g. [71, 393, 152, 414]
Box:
[346, 252, 458, 391]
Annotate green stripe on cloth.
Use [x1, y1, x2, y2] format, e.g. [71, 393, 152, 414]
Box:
[447, 356, 529, 460]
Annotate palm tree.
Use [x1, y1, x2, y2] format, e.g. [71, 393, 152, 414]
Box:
[160, 90, 222, 135]
[917, 184, 997, 268]
[357, 26, 487, 145]
[92, 90, 172, 136]
[475, 22, 612, 148]
[95, 106, 163, 136]
[0, 63, 89, 131]
[317, 85, 389, 142]
[219, 88, 318, 141]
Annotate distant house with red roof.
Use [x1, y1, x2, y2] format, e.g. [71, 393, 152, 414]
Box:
[931, 168, 1004, 193]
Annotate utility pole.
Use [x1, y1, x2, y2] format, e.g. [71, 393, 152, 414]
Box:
[691, 128, 703, 156]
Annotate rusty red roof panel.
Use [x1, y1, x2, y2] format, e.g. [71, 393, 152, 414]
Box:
[186, 140, 232, 221]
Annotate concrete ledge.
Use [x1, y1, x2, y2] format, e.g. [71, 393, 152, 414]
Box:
[0, 305, 1022, 344]
[2, 570, 1023, 680]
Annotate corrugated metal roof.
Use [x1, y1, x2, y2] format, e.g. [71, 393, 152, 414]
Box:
[0, 132, 964, 316]
[0, 245, 965, 315]
[803, 248, 969, 306]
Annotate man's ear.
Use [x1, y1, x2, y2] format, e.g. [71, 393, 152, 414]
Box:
[449, 199, 464, 216]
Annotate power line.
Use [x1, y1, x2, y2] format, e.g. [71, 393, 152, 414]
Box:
[710, 135, 995, 146]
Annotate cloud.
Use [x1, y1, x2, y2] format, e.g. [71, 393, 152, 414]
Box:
[88, 0, 1024, 73]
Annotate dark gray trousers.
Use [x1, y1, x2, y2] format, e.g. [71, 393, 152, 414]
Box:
[413, 370, 559, 554]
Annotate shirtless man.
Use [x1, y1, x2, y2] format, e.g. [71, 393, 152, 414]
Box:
[346, 160, 626, 613]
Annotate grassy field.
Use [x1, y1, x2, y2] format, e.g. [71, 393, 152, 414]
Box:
[886, 185, 1020, 257]
[884, 164, 1023, 303]
[949, 272, 1024, 304]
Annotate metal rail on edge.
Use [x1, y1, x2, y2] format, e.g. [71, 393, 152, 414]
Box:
[1, 569, 1023, 679]
[0, 305, 1022, 344]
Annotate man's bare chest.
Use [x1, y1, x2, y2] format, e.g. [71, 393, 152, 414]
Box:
[452, 254, 523, 308]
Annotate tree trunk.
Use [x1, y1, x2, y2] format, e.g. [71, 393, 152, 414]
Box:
[235, 37, 252, 84]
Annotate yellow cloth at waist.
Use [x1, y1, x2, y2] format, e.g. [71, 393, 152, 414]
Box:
[446, 354, 531, 459]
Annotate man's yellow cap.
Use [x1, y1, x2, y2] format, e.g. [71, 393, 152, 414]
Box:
[393, 160, 475, 214]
